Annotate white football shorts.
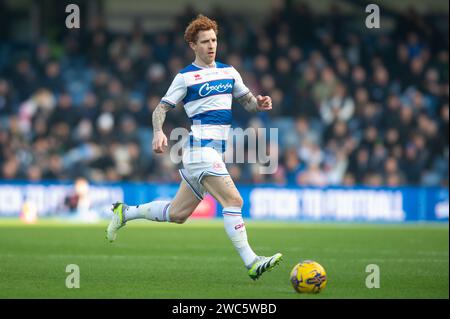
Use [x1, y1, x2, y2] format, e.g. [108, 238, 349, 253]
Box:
[178, 146, 230, 200]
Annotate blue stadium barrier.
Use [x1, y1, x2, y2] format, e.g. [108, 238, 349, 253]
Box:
[0, 181, 448, 222]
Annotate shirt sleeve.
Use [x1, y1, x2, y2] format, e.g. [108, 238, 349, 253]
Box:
[160, 73, 186, 107]
[231, 67, 250, 99]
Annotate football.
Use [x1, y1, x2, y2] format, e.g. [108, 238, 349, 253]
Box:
[290, 260, 327, 294]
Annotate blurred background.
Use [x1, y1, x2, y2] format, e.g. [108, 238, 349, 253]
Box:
[0, 0, 448, 222]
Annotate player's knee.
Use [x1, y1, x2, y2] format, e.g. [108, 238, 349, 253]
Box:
[224, 195, 244, 208]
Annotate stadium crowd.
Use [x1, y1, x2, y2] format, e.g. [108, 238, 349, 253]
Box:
[0, 2, 448, 187]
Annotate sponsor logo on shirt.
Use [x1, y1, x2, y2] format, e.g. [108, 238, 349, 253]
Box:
[199, 82, 233, 97]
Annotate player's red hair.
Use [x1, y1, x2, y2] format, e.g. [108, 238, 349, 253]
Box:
[184, 14, 218, 44]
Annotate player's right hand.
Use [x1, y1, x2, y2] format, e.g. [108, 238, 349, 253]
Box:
[152, 131, 168, 153]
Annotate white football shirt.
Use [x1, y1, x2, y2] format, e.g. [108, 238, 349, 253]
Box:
[160, 61, 250, 152]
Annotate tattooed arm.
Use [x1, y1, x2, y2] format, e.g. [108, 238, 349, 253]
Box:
[152, 103, 172, 132]
[152, 103, 172, 153]
[236, 92, 272, 113]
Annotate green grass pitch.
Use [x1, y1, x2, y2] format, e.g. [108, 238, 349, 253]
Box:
[0, 219, 448, 299]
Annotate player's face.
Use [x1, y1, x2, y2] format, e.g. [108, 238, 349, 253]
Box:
[191, 29, 217, 65]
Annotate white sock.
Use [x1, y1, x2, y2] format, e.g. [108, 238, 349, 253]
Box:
[222, 207, 258, 268]
[124, 201, 171, 222]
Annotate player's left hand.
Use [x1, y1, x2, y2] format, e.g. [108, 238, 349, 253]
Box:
[256, 95, 272, 111]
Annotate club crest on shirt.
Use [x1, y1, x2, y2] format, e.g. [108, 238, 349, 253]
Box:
[213, 162, 224, 169]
